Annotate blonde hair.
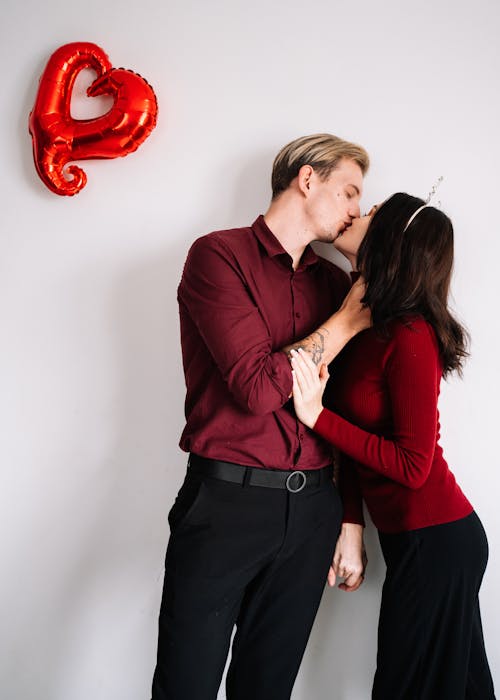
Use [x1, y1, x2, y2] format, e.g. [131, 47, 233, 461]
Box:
[271, 133, 369, 199]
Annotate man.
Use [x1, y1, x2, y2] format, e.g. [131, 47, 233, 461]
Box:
[152, 133, 370, 700]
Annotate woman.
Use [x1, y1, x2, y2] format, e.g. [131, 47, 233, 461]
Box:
[290, 193, 495, 699]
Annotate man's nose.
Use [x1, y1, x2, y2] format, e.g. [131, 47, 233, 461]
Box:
[349, 203, 361, 219]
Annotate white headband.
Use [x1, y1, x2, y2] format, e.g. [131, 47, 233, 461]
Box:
[403, 176, 443, 231]
[403, 204, 430, 231]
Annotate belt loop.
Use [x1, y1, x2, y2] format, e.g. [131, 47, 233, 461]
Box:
[242, 466, 251, 488]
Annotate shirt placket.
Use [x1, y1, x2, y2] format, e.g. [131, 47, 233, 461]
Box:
[290, 268, 307, 466]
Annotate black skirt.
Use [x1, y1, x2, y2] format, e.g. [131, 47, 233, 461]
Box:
[373, 511, 495, 700]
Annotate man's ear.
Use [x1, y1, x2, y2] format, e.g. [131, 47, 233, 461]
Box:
[297, 164, 314, 197]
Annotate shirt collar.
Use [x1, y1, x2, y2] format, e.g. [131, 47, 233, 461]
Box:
[251, 215, 319, 268]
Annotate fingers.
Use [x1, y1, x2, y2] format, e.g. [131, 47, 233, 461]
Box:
[333, 555, 366, 592]
[290, 349, 323, 390]
[342, 277, 367, 310]
[331, 525, 367, 593]
[290, 351, 317, 395]
[330, 568, 365, 592]
[319, 363, 329, 391]
[291, 348, 319, 377]
[338, 572, 365, 592]
[291, 367, 301, 400]
[332, 548, 341, 574]
[296, 352, 317, 387]
[290, 352, 310, 391]
[297, 347, 318, 371]
[291, 350, 326, 428]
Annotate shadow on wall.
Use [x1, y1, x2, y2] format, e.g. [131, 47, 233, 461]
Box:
[293, 520, 384, 700]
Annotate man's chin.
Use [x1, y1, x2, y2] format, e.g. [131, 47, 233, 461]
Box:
[316, 227, 342, 244]
[331, 230, 344, 243]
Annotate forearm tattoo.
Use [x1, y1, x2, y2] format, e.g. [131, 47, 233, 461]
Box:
[286, 327, 329, 366]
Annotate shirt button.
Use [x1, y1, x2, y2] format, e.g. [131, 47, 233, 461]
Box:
[295, 312, 301, 319]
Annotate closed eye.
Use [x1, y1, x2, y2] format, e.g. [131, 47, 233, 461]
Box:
[345, 184, 360, 200]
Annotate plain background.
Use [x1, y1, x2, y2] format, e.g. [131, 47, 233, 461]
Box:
[1, 0, 498, 698]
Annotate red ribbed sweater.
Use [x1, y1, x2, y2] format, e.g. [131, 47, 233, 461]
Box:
[314, 317, 473, 533]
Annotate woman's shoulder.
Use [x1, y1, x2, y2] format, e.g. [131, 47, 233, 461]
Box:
[390, 314, 434, 334]
[385, 315, 439, 359]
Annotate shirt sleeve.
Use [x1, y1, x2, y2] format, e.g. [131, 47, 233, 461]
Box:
[178, 234, 293, 415]
[313, 321, 440, 490]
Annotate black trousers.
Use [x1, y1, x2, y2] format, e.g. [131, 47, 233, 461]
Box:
[373, 512, 495, 700]
[151, 464, 342, 700]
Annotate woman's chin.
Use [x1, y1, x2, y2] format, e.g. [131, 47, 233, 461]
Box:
[333, 238, 348, 255]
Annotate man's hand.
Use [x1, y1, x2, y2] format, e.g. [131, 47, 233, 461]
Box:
[337, 277, 371, 336]
[328, 522, 367, 592]
[282, 277, 371, 368]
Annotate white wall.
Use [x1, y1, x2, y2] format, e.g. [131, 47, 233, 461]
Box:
[1, 1, 498, 698]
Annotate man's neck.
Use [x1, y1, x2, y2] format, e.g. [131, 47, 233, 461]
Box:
[263, 197, 314, 271]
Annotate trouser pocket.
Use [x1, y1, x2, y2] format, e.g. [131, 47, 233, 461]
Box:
[168, 473, 206, 533]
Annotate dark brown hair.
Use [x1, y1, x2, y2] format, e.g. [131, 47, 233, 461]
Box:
[357, 193, 469, 376]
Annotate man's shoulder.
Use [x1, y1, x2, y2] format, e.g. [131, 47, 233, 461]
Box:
[180, 225, 257, 288]
[190, 225, 255, 257]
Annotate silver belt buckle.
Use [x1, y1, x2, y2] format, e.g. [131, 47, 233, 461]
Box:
[286, 470, 306, 493]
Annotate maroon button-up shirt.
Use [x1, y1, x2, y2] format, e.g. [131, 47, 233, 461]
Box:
[178, 215, 350, 470]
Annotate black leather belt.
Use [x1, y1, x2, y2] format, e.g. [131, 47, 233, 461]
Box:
[188, 454, 333, 493]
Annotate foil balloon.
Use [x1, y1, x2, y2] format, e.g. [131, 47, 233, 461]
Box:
[29, 42, 158, 196]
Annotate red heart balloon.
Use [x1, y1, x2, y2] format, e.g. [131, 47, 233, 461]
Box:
[29, 42, 158, 196]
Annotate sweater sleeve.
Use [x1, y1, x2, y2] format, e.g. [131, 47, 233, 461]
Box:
[313, 320, 440, 490]
[338, 454, 365, 525]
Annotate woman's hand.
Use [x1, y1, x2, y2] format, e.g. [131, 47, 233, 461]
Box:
[290, 348, 328, 429]
[329, 523, 367, 591]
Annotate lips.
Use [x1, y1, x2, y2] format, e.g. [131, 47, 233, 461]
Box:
[338, 221, 352, 236]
